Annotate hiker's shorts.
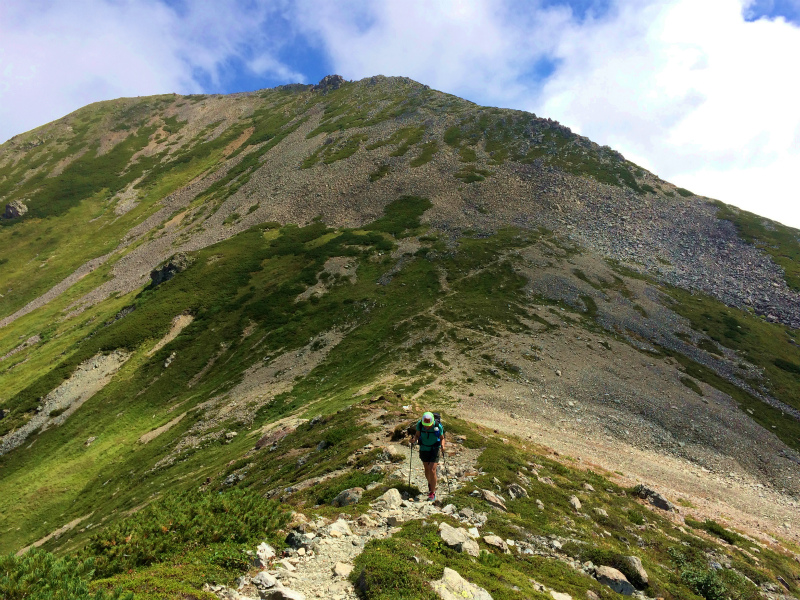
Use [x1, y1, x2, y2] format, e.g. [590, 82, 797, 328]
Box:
[419, 447, 440, 463]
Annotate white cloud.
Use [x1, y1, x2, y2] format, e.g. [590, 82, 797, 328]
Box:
[0, 0, 301, 143]
[299, 0, 800, 228]
[537, 0, 800, 227]
[294, 0, 570, 108]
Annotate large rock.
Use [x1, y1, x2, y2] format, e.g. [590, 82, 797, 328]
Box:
[375, 488, 403, 508]
[254, 542, 276, 566]
[431, 567, 493, 600]
[332, 487, 364, 507]
[312, 74, 345, 93]
[507, 483, 528, 499]
[623, 555, 649, 585]
[149, 252, 195, 287]
[480, 489, 507, 511]
[483, 535, 509, 553]
[569, 496, 582, 510]
[252, 571, 278, 589]
[439, 522, 480, 556]
[633, 484, 674, 511]
[595, 566, 635, 596]
[3, 199, 28, 219]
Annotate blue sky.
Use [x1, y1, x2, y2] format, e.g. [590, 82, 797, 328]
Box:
[1, 0, 799, 227]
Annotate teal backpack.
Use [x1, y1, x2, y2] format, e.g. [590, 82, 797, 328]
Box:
[416, 413, 444, 451]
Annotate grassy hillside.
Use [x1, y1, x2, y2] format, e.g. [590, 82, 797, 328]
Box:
[1, 76, 799, 598]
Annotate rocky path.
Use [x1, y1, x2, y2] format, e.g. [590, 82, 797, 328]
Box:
[205, 441, 482, 600]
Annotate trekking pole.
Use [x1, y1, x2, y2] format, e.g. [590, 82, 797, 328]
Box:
[408, 442, 414, 488]
[442, 447, 453, 495]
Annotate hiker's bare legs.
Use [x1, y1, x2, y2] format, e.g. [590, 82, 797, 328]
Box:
[423, 461, 438, 494]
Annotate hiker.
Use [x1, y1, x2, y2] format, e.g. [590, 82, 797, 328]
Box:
[412, 411, 446, 500]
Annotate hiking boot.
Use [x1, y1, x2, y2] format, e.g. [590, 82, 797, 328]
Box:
[428, 492, 436, 501]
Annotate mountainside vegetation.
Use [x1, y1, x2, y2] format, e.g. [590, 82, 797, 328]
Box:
[0, 75, 798, 599]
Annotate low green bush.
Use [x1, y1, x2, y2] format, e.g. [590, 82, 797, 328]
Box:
[313, 471, 383, 505]
[0, 549, 131, 600]
[83, 488, 288, 577]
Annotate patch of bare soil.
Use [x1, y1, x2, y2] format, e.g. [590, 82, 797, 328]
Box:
[296, 256, 358, 302]
[152, 326, 350, 469]
[139, 412, 187, 444]
[147, 313, 194, 356]
[16, 513, 93, 556]
[0, 350, 130, 455]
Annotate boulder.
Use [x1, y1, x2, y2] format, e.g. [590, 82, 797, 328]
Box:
[332, 487, 364, 507]
[375, 488, 403, 509]
[312, 74, 345, 93]
[439, 522, 480, 556]
[3, 199, 28, 219]
[431, 567, 493, 600]
[595, 566, 635, 596]
[480, 489, 507, 511]
[149, 253, 195, 287]
[284, 531, 305, 549]
[623, 555, 649, 585]
[592, 508, 608, 518]
[569, 496, 582, 510]
[633, 484, 674, 511]
[550, 592, 572, 600]
[507, 483, 528, 499]
[483, 535, 509, 553]
[254, 542, 276, 566]
[252, 571, 278, 589]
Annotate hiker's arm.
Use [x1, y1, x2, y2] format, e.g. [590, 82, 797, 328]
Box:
[440, 432, 445, 450]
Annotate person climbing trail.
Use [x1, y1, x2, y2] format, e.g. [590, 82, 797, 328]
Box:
[412, 411, 446, 501]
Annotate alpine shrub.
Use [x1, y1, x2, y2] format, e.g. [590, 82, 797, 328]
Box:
[84, 488, 288, 577]
[0, 549, 131, 600]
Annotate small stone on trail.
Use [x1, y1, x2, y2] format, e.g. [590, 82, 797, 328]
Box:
[431, 567, 493, 600]
[261, 586, 306, 600]
[332, 562, 354, 578]
[328, 519, 352, 537]
[375, 488, 403, 509]
[277, 558, 296, 572]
